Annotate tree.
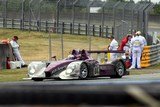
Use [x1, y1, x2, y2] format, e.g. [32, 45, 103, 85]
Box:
[153, 2, 160, 15]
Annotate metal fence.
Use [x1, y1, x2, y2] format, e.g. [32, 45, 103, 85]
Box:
[0, 0, 57, 31]
[56, 0, 154, 42]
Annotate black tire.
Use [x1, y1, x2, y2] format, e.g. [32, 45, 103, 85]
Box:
[32, 78, 44, 81]
[79, 63, 88, 79]
[111, 61, 125, 78]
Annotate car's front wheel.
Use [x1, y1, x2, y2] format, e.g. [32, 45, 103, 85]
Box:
[79, 63, 88, 79]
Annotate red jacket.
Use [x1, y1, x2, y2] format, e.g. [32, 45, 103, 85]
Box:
[118, 36, 129, 51]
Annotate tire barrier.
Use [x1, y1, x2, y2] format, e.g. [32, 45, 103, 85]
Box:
[141, 44, 160, 68]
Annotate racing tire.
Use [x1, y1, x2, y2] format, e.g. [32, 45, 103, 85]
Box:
[111, 61, 125, 78]
[32, 78, 44, 81]
[79, 63, 88, 79]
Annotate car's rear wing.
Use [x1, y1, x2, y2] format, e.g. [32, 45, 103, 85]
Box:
[87, 50, 125, 64]
[87, 50, 125, 54]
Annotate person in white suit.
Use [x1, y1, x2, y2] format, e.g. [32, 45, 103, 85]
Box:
[108, 36, 119, 61]
[10, 36, 27, 67]
[136, 31, 147, 46]
[129, 32, 144, 69]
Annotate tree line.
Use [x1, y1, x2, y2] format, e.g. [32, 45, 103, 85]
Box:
[153, 2, 160, 15]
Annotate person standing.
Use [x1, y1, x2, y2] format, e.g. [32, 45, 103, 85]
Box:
[107, 36, 119, 61]
[10, 36, 27, 67]
[136, 31, 147, 46]
[129, 33, 144, 69]
[119, 34, 132, 52]
[118, 34, 132, 68]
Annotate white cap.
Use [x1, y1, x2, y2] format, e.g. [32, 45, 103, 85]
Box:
[136, 31, 141, 35]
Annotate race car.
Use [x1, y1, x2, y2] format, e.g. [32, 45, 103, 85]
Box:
[28, 49, 128, 81]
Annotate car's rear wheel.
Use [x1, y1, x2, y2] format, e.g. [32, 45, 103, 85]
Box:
[111, 61, 125, 78]
[79, 63, 88, 79]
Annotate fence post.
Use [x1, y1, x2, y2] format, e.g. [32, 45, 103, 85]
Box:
[21, 0, 25, 30]
[45, 20, 48, 32]
[93, 25, 95, 36]
[70, 23, 72, 34]
[20, 19, 23, 30]
[99, 25, 102, 37]
[52, 21, 56, 33]
[106, 26, 109, 38]
[78, 23, 80, 35]
[85, 24, 87, 35]
[3, 18, 5, 28]
[37, 20, 40, 31]
[62, 22, 64, 34]
[11, 19, 14, 28]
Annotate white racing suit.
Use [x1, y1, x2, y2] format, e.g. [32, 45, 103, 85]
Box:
[10, 40, 25, 66]
[130, 36, 144, 69]
[109, 39, 119, 61]
[139, 35, 147, 46]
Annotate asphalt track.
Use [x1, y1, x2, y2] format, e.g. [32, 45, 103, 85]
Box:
[0, 71, 160, 107]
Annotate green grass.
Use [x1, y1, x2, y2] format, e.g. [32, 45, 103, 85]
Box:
[0, 68, 27, 82]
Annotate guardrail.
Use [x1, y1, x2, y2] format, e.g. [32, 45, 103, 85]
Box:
[141, 44, 160, 68]
[0, 18, 113, 37]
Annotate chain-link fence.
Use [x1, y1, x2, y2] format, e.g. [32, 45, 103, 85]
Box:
[0, 0, 57, 31]
[56, 0, 154, 42]
[0, 0, 154, 38]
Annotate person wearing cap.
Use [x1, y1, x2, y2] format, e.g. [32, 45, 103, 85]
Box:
[129, 32, 144, 69]
[10, 36, 27, 67]
[136, 31, 147, 46]
[107, 36, 119, 61]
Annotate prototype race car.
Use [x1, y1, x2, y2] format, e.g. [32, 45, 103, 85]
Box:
[28, 49, 129, 81]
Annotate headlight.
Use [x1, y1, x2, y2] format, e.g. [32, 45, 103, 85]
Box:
[66, 69, 73, 74]
[28, 65, 36, 75]
[66, 64, 76, 75]
[67, 64, 76, 70]
[65, 63, 77, 75]
[64, 62, 82, 76]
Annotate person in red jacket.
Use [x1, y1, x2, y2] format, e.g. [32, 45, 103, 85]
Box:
[119, 34, 132, 52]
[119, 34, 132, 69]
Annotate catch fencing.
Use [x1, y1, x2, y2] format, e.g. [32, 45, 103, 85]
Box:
[56, 0, 154, 42]
[0, 0, 57, 31]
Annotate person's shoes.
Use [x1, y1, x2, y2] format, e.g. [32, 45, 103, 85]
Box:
[137, 66, 141, 69]
[21, 64, 28, 68]
[136, 67, 141, 69]
[129, 67, 134, 70]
